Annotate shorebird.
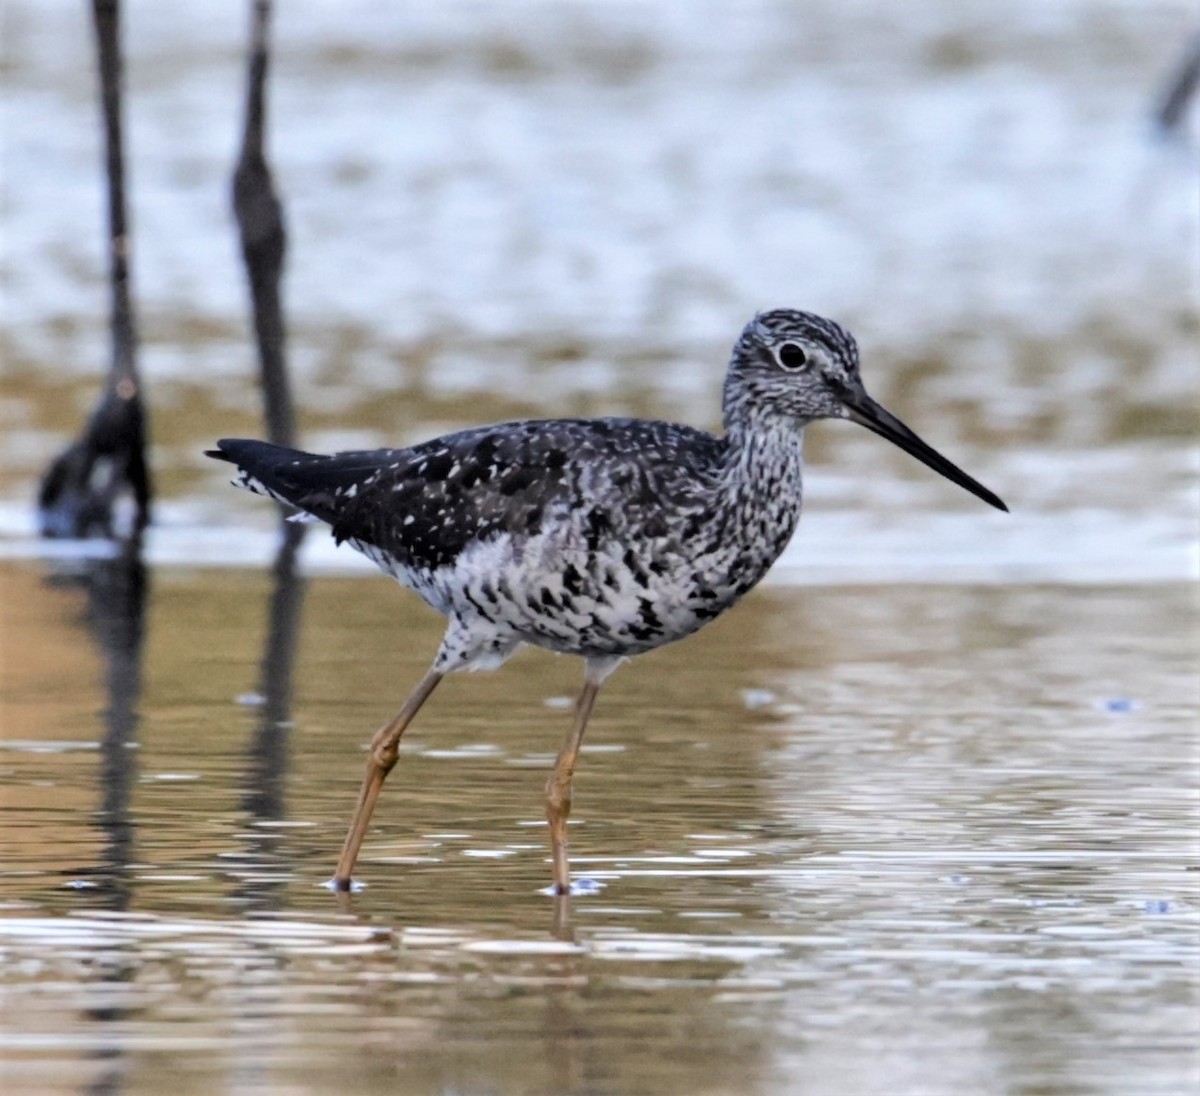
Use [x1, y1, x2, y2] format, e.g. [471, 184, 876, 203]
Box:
[208, 309, 1006, 894]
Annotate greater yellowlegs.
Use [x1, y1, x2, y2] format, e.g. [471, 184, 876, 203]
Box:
[208, 309, 1007, 894]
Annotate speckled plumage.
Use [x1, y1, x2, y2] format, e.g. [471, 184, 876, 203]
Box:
[214, 408, 800, 665]
[210, 309, 1005, 677]
[208, 309, 1006, 893]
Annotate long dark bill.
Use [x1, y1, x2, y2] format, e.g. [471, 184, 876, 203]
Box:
[842, 389, 1008, 512]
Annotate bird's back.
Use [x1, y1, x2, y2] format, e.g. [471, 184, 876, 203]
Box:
[212, 417, 724, 567]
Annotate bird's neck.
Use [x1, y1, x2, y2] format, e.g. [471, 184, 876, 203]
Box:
[719, 408, 807, 508]
[700, 410, 807, 580]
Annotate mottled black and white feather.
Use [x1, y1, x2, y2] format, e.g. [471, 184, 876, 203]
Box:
[209, 311, 859, 673]
[211, 419, 723, 571]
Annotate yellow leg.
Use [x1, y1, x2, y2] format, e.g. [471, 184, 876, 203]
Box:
[544, 679, 601, 895]
[331, 667, 442, 891]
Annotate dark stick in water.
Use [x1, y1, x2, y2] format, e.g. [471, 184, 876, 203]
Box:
[232, 0, 295, 450]
[39, 0, 151, 540]
[228, 1, 309, 908]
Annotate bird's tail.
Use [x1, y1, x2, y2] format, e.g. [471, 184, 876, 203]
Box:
[208, 438, 402, 539]
[206, 438, 317, 509]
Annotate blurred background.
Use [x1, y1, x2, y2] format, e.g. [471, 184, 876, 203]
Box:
[2, 0, 1196, 574]
[1, 3, 1197, 1095]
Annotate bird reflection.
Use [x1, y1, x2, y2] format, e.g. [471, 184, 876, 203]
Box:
[551, 894, 574, 940]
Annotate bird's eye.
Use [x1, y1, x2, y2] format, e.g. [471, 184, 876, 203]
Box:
[777, 342, 808, 371]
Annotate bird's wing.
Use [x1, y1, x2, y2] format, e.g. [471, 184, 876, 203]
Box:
[210, 419, 724, 571]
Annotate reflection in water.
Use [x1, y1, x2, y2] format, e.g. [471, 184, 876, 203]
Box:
[42, 544, 149, 1096]
[74, 546, 147, 914]
[241, 522, 307, 821]
[233, 520, 308, 909]
[550, 894, 572, 941]
[40, 528, 312, 1091]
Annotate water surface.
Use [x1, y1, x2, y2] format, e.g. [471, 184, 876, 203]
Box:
[3, 565, 1197, 1094]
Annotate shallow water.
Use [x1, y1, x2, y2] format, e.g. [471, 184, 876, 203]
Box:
[3, 563, 1198, 1094]
[2, 1, 1199, 1093]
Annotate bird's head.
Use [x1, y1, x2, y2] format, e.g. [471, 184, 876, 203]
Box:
[725, 309, 1007, 511]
